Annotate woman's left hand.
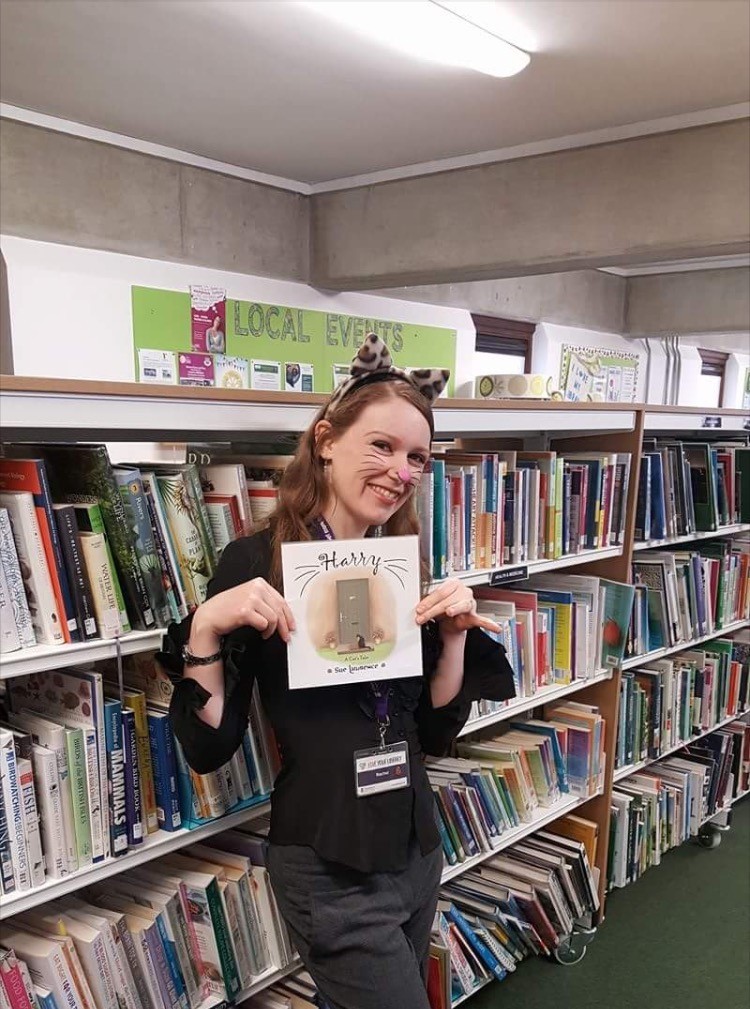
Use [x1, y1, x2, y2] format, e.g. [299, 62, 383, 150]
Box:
[415, 578, 501, 636]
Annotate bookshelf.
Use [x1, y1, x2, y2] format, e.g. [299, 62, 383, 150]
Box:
[633, 522, 750, 551]
[1, 380, 747, 1007]
[621, 618, 750, 671]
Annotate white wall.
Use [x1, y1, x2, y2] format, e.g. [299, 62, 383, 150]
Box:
[724, 352, 750, 409]
[1, 235, 476, 390]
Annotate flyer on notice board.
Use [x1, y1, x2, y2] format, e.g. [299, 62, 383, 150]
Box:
[281, 534, 422, 690]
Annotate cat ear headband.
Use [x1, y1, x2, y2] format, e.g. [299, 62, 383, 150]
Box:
[327, 332, 450, 412]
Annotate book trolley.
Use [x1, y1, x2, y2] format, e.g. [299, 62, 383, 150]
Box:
[1, 377, 748, 1004]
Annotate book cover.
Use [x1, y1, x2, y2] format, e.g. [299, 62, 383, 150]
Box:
[0, 562, 21, 654]
[16, 755, 46, 888]
[122, 707, 144, 847]
[147, 707, 182, 832]
[140, 478, 183, 623]
[141, 472, 189, 620]
[281, 534, 422, 690]
[113, 468, 171, 626]
[0, 728, 31, 891]
[51, 504, 99, 640]
[121, 687, 159, 835]
[155, 472, 213, 610]
[0, 508, 36, 649]
[30, 741, 68, 878]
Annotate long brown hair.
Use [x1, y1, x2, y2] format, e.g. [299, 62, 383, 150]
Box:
[266, 378, 434, 589]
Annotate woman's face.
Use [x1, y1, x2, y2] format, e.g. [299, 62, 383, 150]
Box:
[319, 396, 431, 536]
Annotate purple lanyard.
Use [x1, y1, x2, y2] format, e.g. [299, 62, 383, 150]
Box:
[310, 516, 390, 739]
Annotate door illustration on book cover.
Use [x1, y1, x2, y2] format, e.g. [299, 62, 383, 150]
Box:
[336, 578, 373, 654]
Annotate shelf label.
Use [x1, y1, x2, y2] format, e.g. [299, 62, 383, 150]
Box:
[490, 565, 529, 586]
[701, 415, 722, 429]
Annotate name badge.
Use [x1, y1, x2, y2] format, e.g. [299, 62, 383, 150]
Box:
[353, 742, 410, 798]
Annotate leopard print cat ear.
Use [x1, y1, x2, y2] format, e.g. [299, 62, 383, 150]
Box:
[328, 333, 450, 410]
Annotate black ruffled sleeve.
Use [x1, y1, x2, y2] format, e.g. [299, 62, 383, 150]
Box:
[416, 626, 516, 757]
[158, 535, 267, 775]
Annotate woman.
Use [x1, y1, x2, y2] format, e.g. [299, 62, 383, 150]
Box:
[160, 334, 516, 1009]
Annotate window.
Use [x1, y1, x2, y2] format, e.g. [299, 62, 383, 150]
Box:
[695, 349, 728, 408]
[472, 315, 534, 377]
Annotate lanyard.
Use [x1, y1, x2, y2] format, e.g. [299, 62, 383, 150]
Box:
[310, 514, 390, 746]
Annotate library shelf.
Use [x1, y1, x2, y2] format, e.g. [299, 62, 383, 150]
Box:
[0, 628, 164, 680]
[0, 798, 271, 917]
[620, 618, 750, 672]
[633, 523, 750, 551]
[643, 406, 750, 435]
[458, 669, 613, 738]
[613, 711, 746, 783]
[1, 376, 639, 441]
[440, 790, 600, 885]
[435, 545, 624, 590]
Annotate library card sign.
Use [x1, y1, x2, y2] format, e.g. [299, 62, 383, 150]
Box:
[281, 535, 422, 690]
[132, 286, 456, 395]
[490, 565, 529, 587]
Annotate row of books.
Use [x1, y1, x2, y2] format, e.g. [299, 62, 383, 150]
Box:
[0, 662, 279, 896]
[418, 449, 632, 579]
[607, 718, 749, 890]
[0, 446, 263, 653]
[0, 812, 297, 1008]
[243, 971, 319, 1008]
[628, 538, 750, 657]
[616, 634, 750, 771]
[428, 811, 600, 1008]
[426, 701, 606, 867]
[635, 439, 750, 542]
[467, 576, 633, 720]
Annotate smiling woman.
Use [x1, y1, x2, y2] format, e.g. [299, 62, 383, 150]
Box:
[161, 333, 516, 1009]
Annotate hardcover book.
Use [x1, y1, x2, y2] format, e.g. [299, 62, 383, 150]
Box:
[281, 534, 422, 690]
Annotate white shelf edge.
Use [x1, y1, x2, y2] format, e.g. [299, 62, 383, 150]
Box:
[0, 629, 164, 680]
[613, 711, 746, 783]
[432, 545, 623, 590]
[621, 618, 749, 671]
[0, 799, 271, 917]
[233, 959, 302, 1002]
[633, 524, 750, 551]
[458, 670, 613, 738]
[440, 791, 597, 884]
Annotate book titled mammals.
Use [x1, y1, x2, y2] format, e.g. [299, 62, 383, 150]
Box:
[281, 534, 422, 690]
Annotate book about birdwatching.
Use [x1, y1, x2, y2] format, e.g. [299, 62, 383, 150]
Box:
[281, 534, 422, 690]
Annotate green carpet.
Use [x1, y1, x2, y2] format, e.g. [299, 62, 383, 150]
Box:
[468, 797, 750, 1009]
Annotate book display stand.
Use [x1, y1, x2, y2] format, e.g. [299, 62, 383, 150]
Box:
[1, 377, 748, 1006]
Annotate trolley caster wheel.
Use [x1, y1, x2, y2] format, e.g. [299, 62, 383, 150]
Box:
[552, 936, 588, 966]
[698, 824, 722, 848]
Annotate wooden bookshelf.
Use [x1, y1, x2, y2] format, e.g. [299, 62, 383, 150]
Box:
[1, 379, 747, 1004]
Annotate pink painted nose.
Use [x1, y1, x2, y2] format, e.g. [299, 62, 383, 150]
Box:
[397, 466, 411, 483]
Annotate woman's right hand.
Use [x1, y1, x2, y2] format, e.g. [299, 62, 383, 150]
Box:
[191, 577, 297, 647]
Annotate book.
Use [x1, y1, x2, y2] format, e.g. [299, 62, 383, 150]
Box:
[0, 508, 36, 649]
[104, 698, 129, 857]
[0, 728, 31, 891]
[155, 470, 214, 611]
[0, 458, 80, 643]
[51, 504, 98, 641]
[122, 708, 144, 847]
[147, 708, 182, 832]
[0, 492, 64, 645]
[74, 498, 131, 635]
[0, 562, 21, 654]
[120, 687, 159, 835]
[113, 467, 171, 627]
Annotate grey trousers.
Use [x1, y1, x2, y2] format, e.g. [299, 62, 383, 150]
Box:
[267, 840, 444, 1009]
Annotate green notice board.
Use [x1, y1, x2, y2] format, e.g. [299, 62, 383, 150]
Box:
[132, 287, 456, 394]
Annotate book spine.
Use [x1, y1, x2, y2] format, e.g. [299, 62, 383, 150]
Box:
[0, 510, 35, 648]
[148, 714, 182, 832]
[0, 564, 21, 653]
[114, 471, 170, 627]
[64, 728, 93, 868]
[154, 910, 189, 1009]
[104, 700, 129, 856]
[206, 878, 241, 1000]
[122, 710, 144, 846]
[183, 464, 218, 575]
[447, 904, 506, 981]
[32, 461, 81, 643]
[181, 882, 225, 996]
[163, 891, 203, 1008]
[143, 486, 181, 623]
[156, 475, 210, 610]
[79, 725, 105, 863]
[30, 744, 68, 878]
[0, 960, 33, 1009]
[53, 506, 98, 640]
[0, 769, 16, 893]
[125, 692, 158, 834]
[145, 923, 179, 1009]
[142, 475, 188, 620]
[17, 756, 46, 887]
[115, 918, 158, 1009]
[0, 735, 30, 890]
[79, 533, 123, 638]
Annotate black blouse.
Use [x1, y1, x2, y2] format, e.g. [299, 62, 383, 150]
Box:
[159, 529, 516, 873]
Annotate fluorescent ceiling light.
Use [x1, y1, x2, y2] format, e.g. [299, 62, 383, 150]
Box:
[302, 1, 530, 79]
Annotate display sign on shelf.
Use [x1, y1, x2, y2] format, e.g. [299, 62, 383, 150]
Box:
[132, 286, 457, 395]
